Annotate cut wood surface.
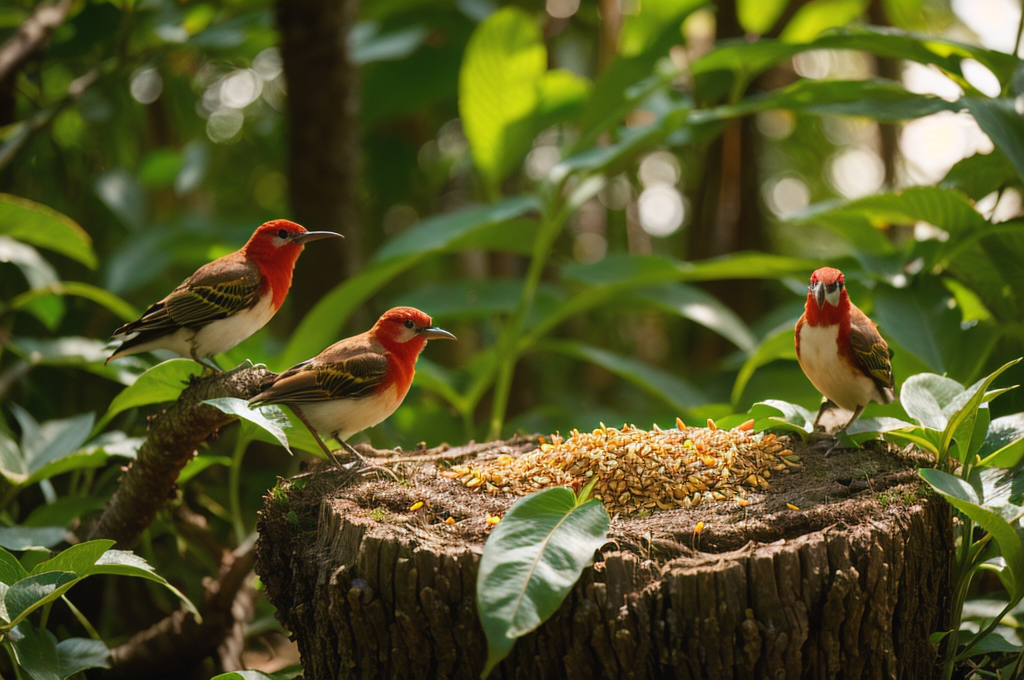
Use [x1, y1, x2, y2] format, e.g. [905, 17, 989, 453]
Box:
[256, 434, 952, 680]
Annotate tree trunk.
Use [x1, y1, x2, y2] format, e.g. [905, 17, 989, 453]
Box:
[275, 0, 361, 321]
[256, 437, 952, 680]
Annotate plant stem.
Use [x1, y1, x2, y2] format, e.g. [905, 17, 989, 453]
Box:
[487, 198, 568, 440]
[61, 595, 101, 640]
[941, 516, 975, 680]
[5, 641, 24, 680]
[229, 433, 250, 545]
[38, 602, 52, 631]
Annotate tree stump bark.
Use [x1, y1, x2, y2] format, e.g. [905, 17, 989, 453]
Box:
[255, 436, 952, 680]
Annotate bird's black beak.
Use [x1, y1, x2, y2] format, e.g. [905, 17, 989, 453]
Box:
[812, 282, 826, 309]
[420, 326, 457, 341]
[293, 231, 343, 244]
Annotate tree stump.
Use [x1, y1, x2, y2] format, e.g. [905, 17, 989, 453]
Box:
[255, 436, 953, 680]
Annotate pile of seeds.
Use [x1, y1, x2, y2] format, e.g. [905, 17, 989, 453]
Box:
[440, 420, 800, 515]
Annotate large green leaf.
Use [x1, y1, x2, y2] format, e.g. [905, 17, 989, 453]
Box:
[95, 359, 200, 433]
[55, 638, 110, 676]
[0, 528, 68, 552]
[458, 7, 545, 188]
[0, 547, 28, 585]
[0, 194, 96, 268]
[6, 282, 137, 323]
[979, 414, 1024, 468]
[83, 550, 197, 616]
[965, 98, 1024, 182]
[5, 571, 78, 624]
[899, 373, 964, 430]
[538, 339, 705, 413]
[692, 26, 1018, 104]
[780, 0, 869, 43]
[477, 486, 609, 678]
[737, 0, 788, 34]
[919, 468, 1024, 599]
[8, 623, 61, 680]
[625, 284, 757, 352]
[32, 540, 115, 576]
[940, 359, 1019, 464]
[941, 149, 1021, 201]
[203, 398, 293, 454]
[281, 196, 540, 368]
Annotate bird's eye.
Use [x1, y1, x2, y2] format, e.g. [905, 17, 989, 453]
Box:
[277, 229, 288, 239]
[404, 320, 415, 329]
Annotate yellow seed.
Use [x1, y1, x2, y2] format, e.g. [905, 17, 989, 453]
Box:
[466, 477, 484, 488]
[445, 516, 455, 524]
[707, 418, 718, 431]
[694, 520, 705, 534]
[786, 503, 800, 511]
[676, 417, 686, 430]
[486, 514, 501, 525]
[409, 501, 424, 511]
[737, 419, 755, 432]
[736, 498, 750, 507]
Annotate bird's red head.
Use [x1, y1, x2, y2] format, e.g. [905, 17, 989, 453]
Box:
[804, 266, 849, 326]
[242, 220, 342, 308]
[373, 306, 457, 357]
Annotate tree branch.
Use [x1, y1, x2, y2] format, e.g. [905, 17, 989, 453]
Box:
[87, 366, 274, 548]
[106, 541, 258, 679]
[0, 0, 74, 125]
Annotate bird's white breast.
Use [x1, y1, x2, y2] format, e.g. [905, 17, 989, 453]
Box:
[797, 323, 879, 411]
[193, 294, 277, 358]
[298, 384, 403, 442]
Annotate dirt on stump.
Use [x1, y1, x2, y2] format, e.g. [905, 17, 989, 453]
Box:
[255, 431, 952, 680]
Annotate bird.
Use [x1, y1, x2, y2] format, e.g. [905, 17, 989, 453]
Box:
[106, 219, 341, 371]
[795, 267, 895, 447]
[248, 306, 456, 465]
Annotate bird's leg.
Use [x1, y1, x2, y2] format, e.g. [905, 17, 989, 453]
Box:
[289, 407, 346, 467]
[808, 399, 837, 441]
[336, 438, 399, 482]
[192, 349, 223, 373]
[221, 358, 262, 376]
[824, 404, 865, 457]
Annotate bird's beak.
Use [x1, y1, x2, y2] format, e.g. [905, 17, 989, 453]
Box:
[812, 282, 826, 308]
[293, 231, 343, 244]
[824, 284, 841, 307]
[420, 326, 457, 341]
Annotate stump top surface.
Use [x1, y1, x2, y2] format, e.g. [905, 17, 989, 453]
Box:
[267, 433, 928, 559]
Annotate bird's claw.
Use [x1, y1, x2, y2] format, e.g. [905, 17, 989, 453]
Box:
[221, 359, 262, 376]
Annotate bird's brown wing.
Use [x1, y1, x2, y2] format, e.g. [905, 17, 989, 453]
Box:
[253, 352, 390, 404]
[848, 309, 895, 400]
[113, 258, 262, 337]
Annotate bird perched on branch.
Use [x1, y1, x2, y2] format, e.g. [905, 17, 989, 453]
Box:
[249, 307, 456, 465]
[795, 267, 895, 447]
[106, 220, 341, 371]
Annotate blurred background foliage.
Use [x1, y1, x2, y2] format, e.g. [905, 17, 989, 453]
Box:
[2, 0, 1024, 676]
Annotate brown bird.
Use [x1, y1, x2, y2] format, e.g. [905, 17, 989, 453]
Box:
[106, 219, 341, 371]
[249, 307, 456, 463]
[795, 267, 895, 443]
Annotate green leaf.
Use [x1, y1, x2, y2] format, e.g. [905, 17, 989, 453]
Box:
[95, 359, 200, 433]
[732, 328, 797, 406]
[282, 196, 540, 369]
[780, 0, 869, 43]
[958, 629, 1022, 657]
[56, 637, 111, 676]
[24, 497, 106, 530]
[941, 149, 1021, 201]
[458, 7, 545, 188]
[965, 98, 1024, 182]
[203, 398, 293, 454]
[7, 282, 138, 322]
[84, 550, 198, 616]
[10, 407, 95, 480]
[8, 622, 61, 680]
[900, 373, 964, 430]
[737, 0, 788, 34]
[5, 571, 77, 623]
[477, 486, 609, 678]
[538, 339, 705, 413]
[749, 399, 815, 435]
[0, 547, 28, 585]
[625, 284, 757, 352]
[0, 527, 68, 552]
[177, 455, 231, 485]
[884, 425, 943, 455]
[979, 413, 1024, 468]
[0, 237, 59, 291]
[0, 194, 96, 268]
[211, 671, 294, 680]
[32, 540, 115, 576]
[941, 359, 1019, 464]
[919, 468, 1024, 599]
[7, 336, 143, 386]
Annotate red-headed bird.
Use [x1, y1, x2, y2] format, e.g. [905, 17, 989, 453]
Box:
[248, 307, 456, 463]
[795, 267, 895, 442]
[106, 220, 341, 370]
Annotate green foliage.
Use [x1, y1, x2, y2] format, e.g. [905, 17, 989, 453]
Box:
[476, 482, 609, 678]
